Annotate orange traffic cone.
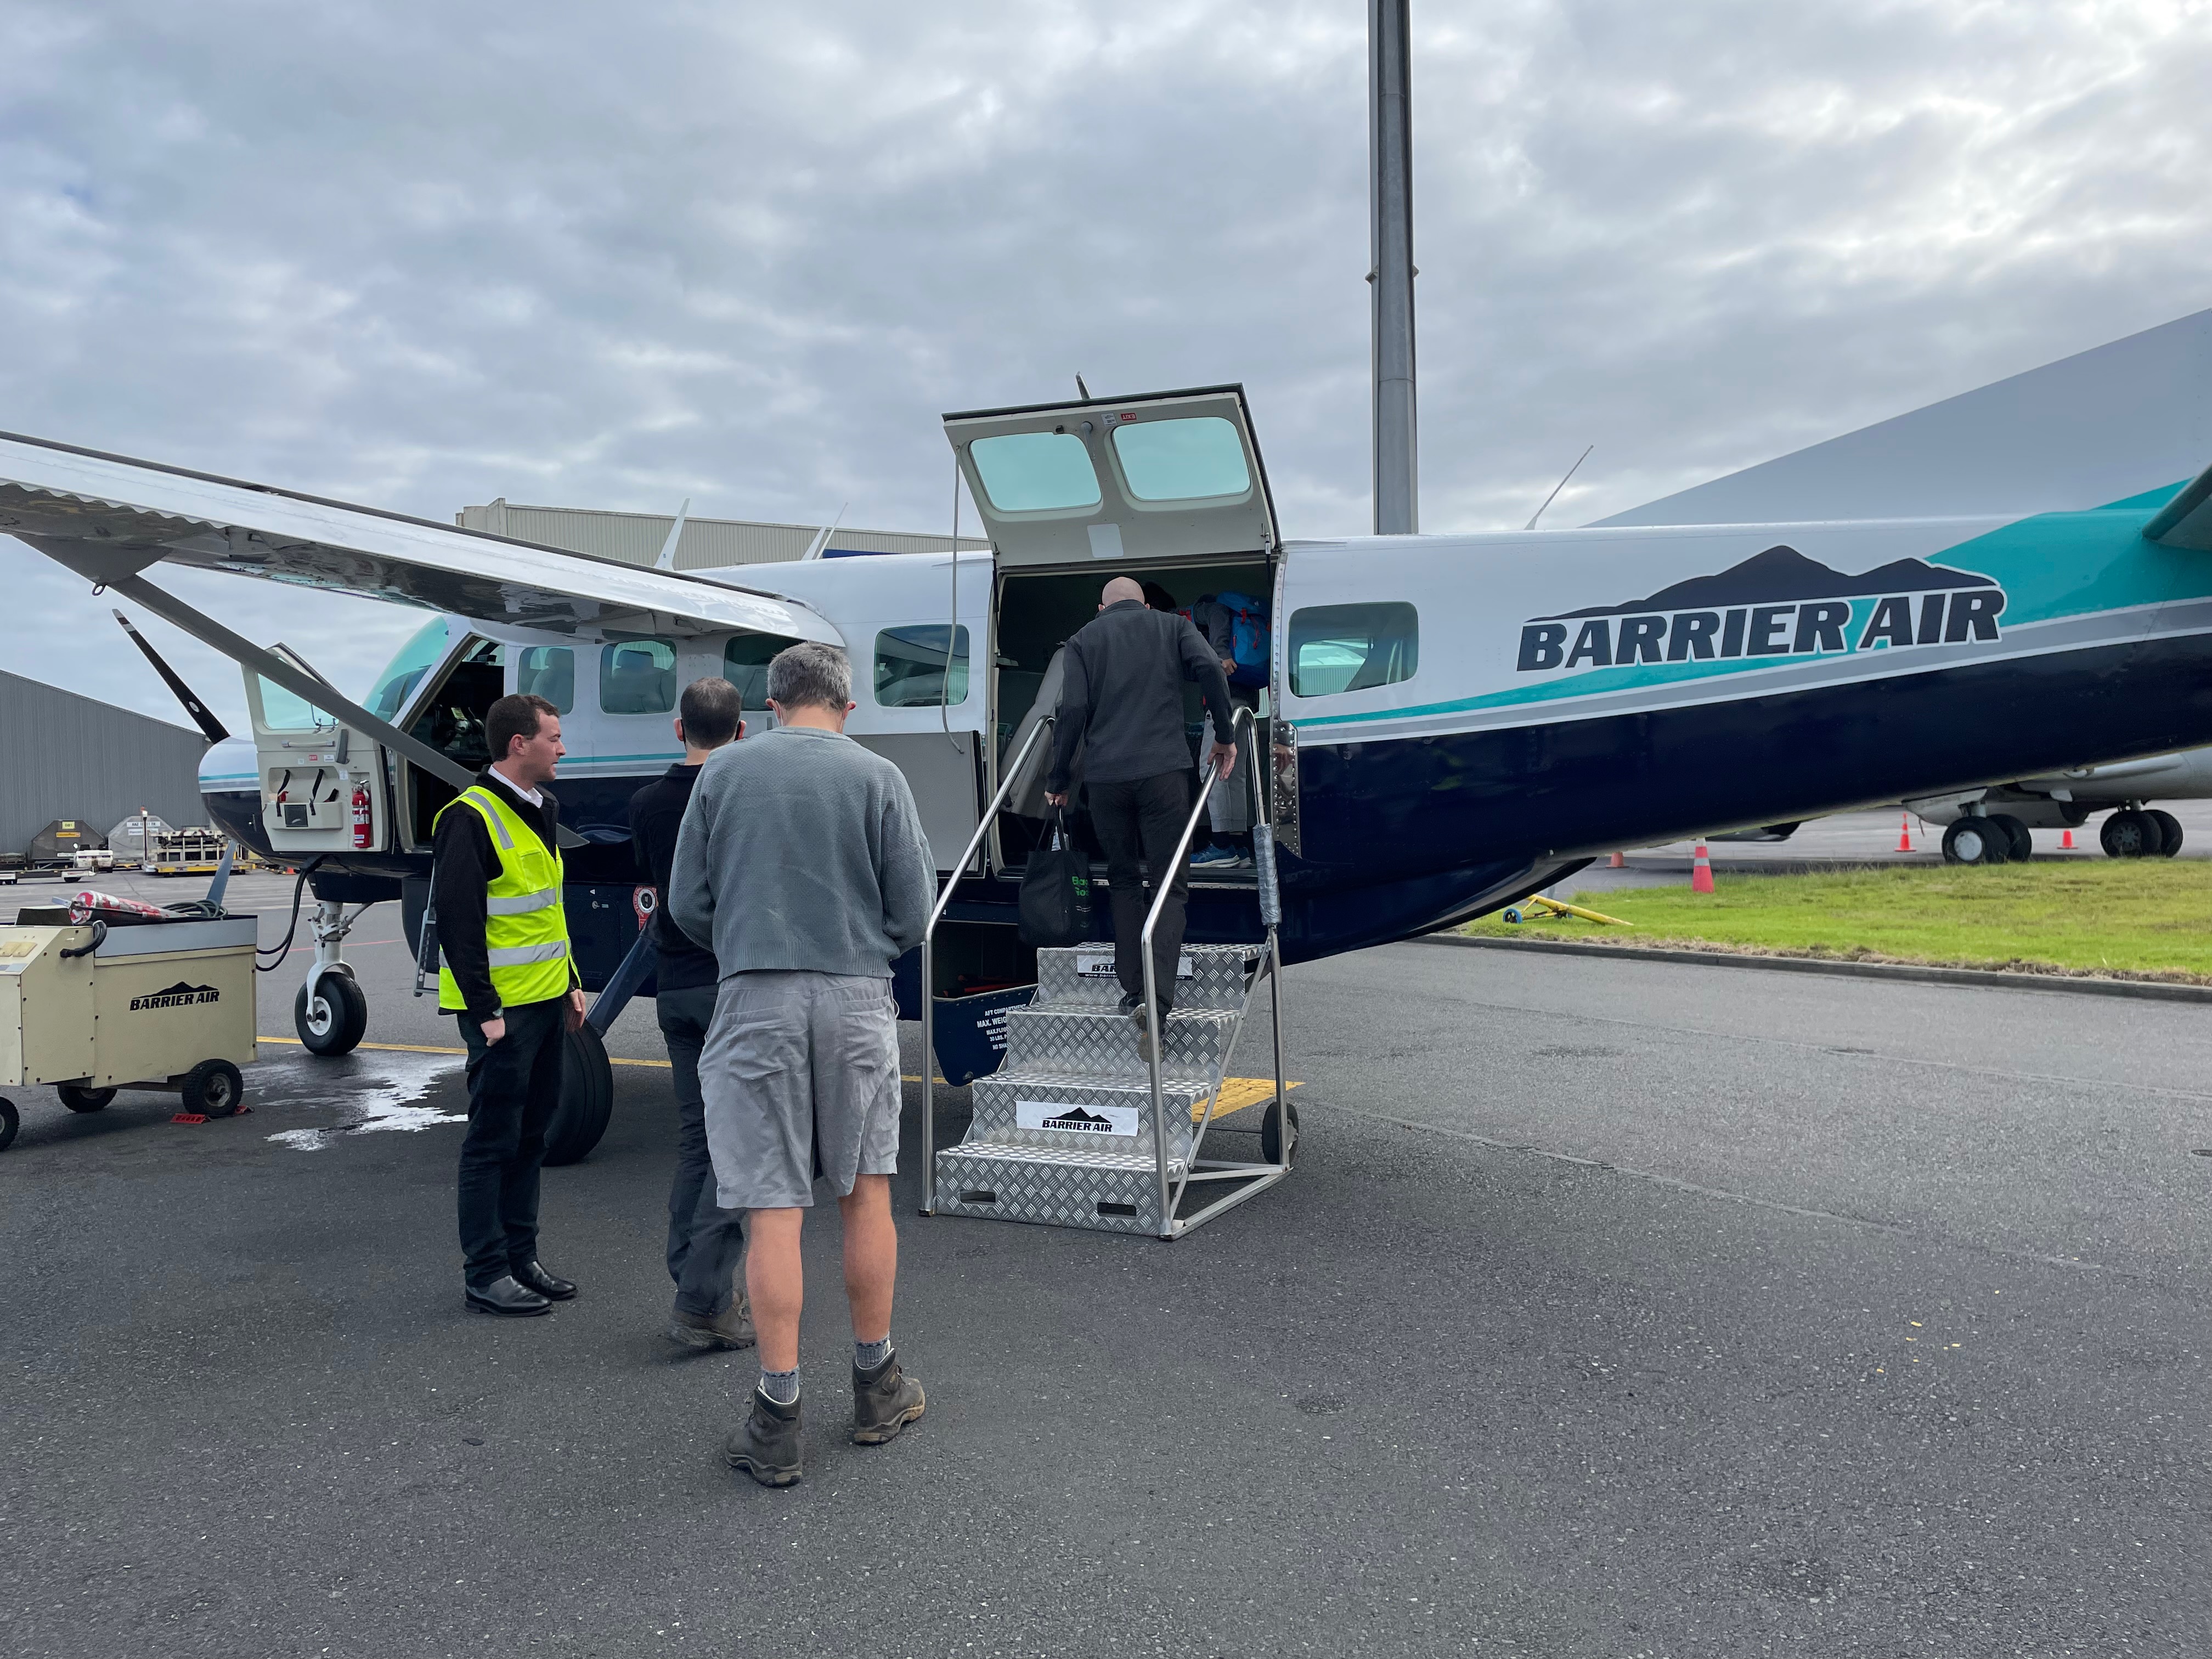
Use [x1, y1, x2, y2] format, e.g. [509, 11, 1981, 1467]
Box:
[1691, 839, 1714, 894]
[1897, 814, 1913, 853]
[2060, 827, 2075, 850]
[1609, 851, 1625, 868]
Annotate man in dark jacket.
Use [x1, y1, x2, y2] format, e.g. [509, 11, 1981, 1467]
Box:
[1045, 576, 1237, 1058]
[432, 692, 586, 1318]
[629, 676, 753, 1352]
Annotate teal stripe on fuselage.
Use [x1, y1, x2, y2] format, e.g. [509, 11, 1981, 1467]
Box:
[1296, 493, 2204, 732]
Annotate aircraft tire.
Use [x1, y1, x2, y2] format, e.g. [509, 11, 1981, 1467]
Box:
[58, 1085, 115, 1113]
[2101, 809, 2159, 859]
[295, 974, 369, 1057]
[0, 1096, 18, 1152]
[1261, 1097, 1300, 1168]
[1942, 819, 2007, 865]
[2147, 809, 2184, 857]
[544, 1022, 614, 1167]
[1988, 814, 2034, 863]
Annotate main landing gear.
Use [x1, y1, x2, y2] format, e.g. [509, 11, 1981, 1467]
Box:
[2100, 806, 2183, 860]
[1942, 812, 2032, 865]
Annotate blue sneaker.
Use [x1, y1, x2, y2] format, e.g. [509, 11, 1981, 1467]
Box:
[1190, 844, 1239, 867]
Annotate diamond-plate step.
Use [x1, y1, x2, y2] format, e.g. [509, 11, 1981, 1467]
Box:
[1002, 1002, 1239, 1075]
[968, 1067, 1210, 1158]
[935, 1139, 1179, 1234]
[1035, 941, 1260, 1011]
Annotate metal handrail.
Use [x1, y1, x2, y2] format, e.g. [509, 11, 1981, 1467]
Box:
[918, 713, 1053, 1214]
[1139, 704, 1262, 1235]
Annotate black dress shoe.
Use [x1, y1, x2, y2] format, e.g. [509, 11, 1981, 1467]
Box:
[512, 1260, 577, 1300]
[466, 1275, 551, 1317]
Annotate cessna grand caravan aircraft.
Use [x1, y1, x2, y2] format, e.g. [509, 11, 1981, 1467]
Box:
[2, 307, 2208, 1159]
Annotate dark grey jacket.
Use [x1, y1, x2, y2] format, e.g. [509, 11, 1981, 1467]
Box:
[1047, 600, 1237, 792]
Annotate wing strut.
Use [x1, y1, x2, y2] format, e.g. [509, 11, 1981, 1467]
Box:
[107, 573, 589, 849]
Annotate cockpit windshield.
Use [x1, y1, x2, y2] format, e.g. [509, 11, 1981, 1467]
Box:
[367, 616, 450, 721]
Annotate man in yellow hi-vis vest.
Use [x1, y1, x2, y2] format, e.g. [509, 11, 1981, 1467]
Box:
[433, 692, 586, 1317]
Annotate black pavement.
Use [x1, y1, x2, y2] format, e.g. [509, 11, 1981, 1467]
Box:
[1, 876, 2204, 1655]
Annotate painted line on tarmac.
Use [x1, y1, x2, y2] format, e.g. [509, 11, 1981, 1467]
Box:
[259, 1035, 673, 1068]
[1323, 1099, 2135, 1279]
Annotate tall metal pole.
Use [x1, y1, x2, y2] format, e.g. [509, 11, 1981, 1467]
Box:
[1369, 0, 1418, 534]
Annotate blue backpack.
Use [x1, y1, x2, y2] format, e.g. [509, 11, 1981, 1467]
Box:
[1191, 591, 1271, 688]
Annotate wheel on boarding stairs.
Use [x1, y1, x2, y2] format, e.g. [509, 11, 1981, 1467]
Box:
[1261, 1097, 1300, 1168]
[543, 1020, 614, 1167]
[295, 973, 369, 1057]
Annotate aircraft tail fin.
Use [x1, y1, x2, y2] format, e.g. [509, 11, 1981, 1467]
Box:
[2144, 460, 2212, 550]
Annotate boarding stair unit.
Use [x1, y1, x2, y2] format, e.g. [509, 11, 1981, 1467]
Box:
[920, 709, 1295, 1240]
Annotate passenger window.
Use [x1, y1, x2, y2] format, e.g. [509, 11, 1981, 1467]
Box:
[969, 433, 1102, 513]
[515, 646, 574, 713]
[874, 625, 969, 708]
[599, 639, 676, 714]
[1109, 416, 1251, 501]
[1288, 603, 1419, 697]
[723, 634, 785, 712]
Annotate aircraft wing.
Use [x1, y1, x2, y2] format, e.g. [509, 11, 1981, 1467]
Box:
[0, 429, 840, 645]
[1595, 308, 2212, 527]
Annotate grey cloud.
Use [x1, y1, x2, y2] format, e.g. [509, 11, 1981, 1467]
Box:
[3, 0, 2208, 729]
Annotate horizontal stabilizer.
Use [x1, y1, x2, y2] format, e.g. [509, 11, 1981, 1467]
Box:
[2143, 460, 2212, 551]
[0, 431, 839, 646]
[1599, 308, 2212, 526]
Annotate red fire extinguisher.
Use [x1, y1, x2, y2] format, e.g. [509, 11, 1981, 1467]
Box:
[349, 784, 373, 850]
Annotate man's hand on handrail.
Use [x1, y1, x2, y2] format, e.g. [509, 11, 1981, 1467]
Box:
[1207, 742, 1236, 779]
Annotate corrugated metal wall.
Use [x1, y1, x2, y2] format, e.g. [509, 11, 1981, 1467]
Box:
[455, 500, 988, 571]
[0, 671, 210, 856]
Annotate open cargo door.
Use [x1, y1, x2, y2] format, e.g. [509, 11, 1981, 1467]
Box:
[944, 386, 1277, 569]
[242, 643, 393, 856]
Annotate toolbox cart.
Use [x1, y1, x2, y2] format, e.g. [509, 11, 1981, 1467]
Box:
[0, 911, 258, 1152]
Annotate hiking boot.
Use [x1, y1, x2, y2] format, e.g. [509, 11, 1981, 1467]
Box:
[670, 1296, 756, 1352]
[851, 1351, 926, 1445]
[725, 1387, 803, 1487]
[1127, 1000, 1171, 1065]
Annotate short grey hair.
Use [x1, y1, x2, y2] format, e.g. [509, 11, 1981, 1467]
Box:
[766, 640, 851, 711]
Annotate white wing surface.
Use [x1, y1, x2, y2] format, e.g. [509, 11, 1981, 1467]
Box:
[0, 431, 839, 645]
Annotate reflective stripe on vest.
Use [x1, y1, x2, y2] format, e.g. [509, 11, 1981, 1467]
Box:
[432, 783, 571, 1011]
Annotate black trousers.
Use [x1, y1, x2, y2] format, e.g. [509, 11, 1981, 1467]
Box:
[656, 984, 747, 1316]
[456, 996, 567, 1289]
[1090, 769, 1195, 1011]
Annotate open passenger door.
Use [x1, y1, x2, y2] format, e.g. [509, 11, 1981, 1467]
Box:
[242, 644, 393, 855]
[944, 386, 1277, 568]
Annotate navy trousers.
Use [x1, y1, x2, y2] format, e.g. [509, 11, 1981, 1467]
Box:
[657, 984, 748, 1315]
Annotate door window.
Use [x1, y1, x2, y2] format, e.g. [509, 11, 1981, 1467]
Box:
[723, 634, 783, 710]
[255, 675, 334, 732]
[968, 432, 1102, 513]
[366, 616, 450, 721]
[1289, 603, 1420, 696]
[515, 646, 575, 713]
[1109, 416, 1251, 501]
[874, 625, 970, 708]
[599, 640, 676, 714]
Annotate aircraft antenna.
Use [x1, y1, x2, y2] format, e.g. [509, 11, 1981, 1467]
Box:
[1370, 0, 1418, 534]
[1076, 373, 1092, 399]
[800, 502, 849, 560]
[1525, 445, 1594, 531]
[653, 498, 691, 571]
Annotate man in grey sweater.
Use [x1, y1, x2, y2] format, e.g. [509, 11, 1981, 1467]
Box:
[668, 640, 933, 1488]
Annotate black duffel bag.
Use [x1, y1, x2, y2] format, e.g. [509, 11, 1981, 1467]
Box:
[1018, 810, 1092, 947]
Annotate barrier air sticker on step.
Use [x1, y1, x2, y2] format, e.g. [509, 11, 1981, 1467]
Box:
[1074, 950, 1192, 980]
[1018, 1099, 1141, 1138]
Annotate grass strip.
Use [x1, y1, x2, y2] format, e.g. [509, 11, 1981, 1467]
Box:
[1460, 861, 2212, 983]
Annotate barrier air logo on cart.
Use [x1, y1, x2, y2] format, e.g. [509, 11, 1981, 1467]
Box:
[1515, 546, 2007, 676]
[1018, 1099, 1141, 1137]
[130, 980, 221, 1012]
[1074, 950, 1193, 980]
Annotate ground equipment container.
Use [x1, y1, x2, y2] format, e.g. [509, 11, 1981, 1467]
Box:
[0, 913, 258, 1150]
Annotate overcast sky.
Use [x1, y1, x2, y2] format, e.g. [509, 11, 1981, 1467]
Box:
[4, 0, 2209, 735]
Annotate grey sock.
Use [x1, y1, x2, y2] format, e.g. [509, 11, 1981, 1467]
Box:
[758, 1367, 799, 1405]
[855, 1336, 893, 1370]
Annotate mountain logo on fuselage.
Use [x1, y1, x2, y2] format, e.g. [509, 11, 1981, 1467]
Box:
[1516, 545, 2006, 674]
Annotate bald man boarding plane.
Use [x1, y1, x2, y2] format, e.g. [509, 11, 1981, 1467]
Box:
[1045, 577, 1237, 1060]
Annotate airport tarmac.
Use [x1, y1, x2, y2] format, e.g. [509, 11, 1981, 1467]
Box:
[3, 872, 2207, 1656]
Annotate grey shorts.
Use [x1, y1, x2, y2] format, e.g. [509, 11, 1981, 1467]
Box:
[699, 970, 901, 1211]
